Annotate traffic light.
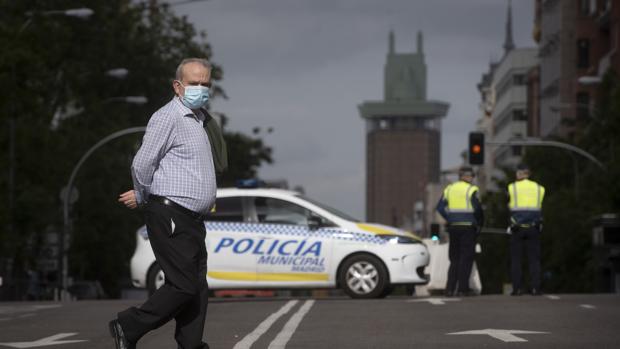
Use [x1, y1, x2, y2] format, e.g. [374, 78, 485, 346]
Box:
[430, 223, 440, 241]
[468, 132, 485, 165]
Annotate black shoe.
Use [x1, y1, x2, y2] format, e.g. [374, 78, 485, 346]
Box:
[109, 320, 135, 349]
[510, 289, 522, 296]
[531, 289, 543, 296]
[444, 290, 455, 297]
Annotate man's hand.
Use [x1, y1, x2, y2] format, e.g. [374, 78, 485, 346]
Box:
[119, 190, 138, 209]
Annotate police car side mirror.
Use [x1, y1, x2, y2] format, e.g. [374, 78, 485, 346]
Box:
[307, 215, 322, 230]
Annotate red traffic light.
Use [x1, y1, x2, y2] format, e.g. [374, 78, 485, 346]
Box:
[468, 132, 485, 165]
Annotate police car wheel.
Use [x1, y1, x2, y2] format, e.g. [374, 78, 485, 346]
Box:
[147, 263, 165, 295]
[339, 254, 388, 299]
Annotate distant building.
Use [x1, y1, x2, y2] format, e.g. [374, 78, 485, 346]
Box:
[358, 31, 449, 232]
[475, 0, 538, 191]
[535, 0, 620, 139]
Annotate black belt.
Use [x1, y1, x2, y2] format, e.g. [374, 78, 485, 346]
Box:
[149, 195, 205, 221]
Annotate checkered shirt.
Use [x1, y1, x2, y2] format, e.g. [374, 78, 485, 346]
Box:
[131, 97, 216, 214]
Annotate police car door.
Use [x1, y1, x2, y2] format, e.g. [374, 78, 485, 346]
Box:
[251, 196, 333, 287]
[205, 196, 257, 287]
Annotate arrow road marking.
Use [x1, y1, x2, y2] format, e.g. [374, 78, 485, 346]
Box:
[408, 298, 461, 305]
[0, 333, 87, 348]
[447, 329, 549, 342]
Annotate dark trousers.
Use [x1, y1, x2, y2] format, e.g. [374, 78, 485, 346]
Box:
[510, 226, 541, 292]
[446, 226, 477, 294]
[118, 201, 209, 349]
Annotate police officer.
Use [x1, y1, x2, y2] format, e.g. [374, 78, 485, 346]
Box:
[436, 166, 484, 297]
[508, 164, 545, 296]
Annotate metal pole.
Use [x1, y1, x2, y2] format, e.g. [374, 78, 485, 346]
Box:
[60, 127, 146, 300]
[486, 138, 606, 171]
[570, 153, 579, 199]
[8, 117, 15, 230]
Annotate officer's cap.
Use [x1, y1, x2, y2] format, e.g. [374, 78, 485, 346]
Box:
[516, 163, 530, 172]
[458, 166, 475, 177]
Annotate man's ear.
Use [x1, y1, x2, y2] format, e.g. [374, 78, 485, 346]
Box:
[172, 80, 182, 97]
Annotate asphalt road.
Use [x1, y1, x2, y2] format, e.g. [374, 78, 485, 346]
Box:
[1, 294, 619, 348]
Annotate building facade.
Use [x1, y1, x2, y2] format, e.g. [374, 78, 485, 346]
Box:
[536, 0, 619, 139]
[475, 1, 538, 190]
[359, 31, 449, 231]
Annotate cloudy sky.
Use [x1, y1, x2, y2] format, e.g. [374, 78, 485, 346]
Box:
[173, 0, 535, 219]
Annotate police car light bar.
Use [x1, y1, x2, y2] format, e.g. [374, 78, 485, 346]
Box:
[236, 178, 264, 188]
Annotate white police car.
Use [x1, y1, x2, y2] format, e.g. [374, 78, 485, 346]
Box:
[130, 188, 430, 298]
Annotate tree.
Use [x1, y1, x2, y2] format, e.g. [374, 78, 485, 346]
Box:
[0, 0, 272, 298]
[519, 71, 620, 293]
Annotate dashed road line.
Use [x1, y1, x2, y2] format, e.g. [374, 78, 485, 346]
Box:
[0, 333, 87, 348]
[580, 304, 596, 309]
[233, 300, 298, 349]
[546, 295, 560, 300]
[408, 298, 461, 305]
[268, 300, 315, 349]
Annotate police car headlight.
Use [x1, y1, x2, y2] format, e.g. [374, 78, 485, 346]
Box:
[378, 235, 422, 244]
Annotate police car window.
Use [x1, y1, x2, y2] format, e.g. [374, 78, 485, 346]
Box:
[254, 197, 312, 226]
[208, 197, 244, 222]
[296, 194, 360, 222]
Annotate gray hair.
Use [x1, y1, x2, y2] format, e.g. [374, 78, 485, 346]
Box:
[175, 58, 211, 80]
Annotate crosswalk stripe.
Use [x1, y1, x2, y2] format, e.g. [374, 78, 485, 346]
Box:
[268, 300, 315, 349]
[233, 300, 298, 349]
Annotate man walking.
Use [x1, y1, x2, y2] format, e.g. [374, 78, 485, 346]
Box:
[110, 58, 216, 349]
[508, 164, 545, 296]
[436, 166, 484, 296]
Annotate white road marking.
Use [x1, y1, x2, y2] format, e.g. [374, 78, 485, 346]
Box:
[268, 300, 315, 349]
[546, 295, 560, 300]
[408, 298, 461, 305]
[0, 333, 87, 348]
[17, 314, 34, 319]
[0, 305, 61, 315]
[233, 300, 298, 349]
[447, 329, 549, 343]
[580, 304, 596, 309]
[171, 218, 176, 235]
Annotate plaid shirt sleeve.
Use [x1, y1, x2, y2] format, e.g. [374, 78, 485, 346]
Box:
[131, 111, 176, 204]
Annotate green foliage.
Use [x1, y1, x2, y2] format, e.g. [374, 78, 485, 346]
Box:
[219, 126, 273, 186]
[476, 72, 620, 294]
[0, 0, 271, 298]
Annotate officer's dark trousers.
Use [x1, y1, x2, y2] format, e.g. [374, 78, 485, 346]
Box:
[510, 226, 541, 292]
[118, 201, 209, 349]
[446, 226, 477, 294]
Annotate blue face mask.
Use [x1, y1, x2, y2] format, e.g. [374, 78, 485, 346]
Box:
[180, 83, 209, 109]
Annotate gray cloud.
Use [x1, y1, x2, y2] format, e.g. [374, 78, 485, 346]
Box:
[174, 0, 534, 219]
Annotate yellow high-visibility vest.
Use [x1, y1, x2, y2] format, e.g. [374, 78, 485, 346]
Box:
[444, 181, 479, 213]
[508, 179, 545, 211]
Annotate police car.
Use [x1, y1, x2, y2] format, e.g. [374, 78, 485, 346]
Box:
[130, 188, 430, 298]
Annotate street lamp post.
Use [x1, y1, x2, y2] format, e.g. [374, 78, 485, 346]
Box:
[51, 94, 148, 130]
[55, 96, 147, 301]
[59, 127, 146, 300]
